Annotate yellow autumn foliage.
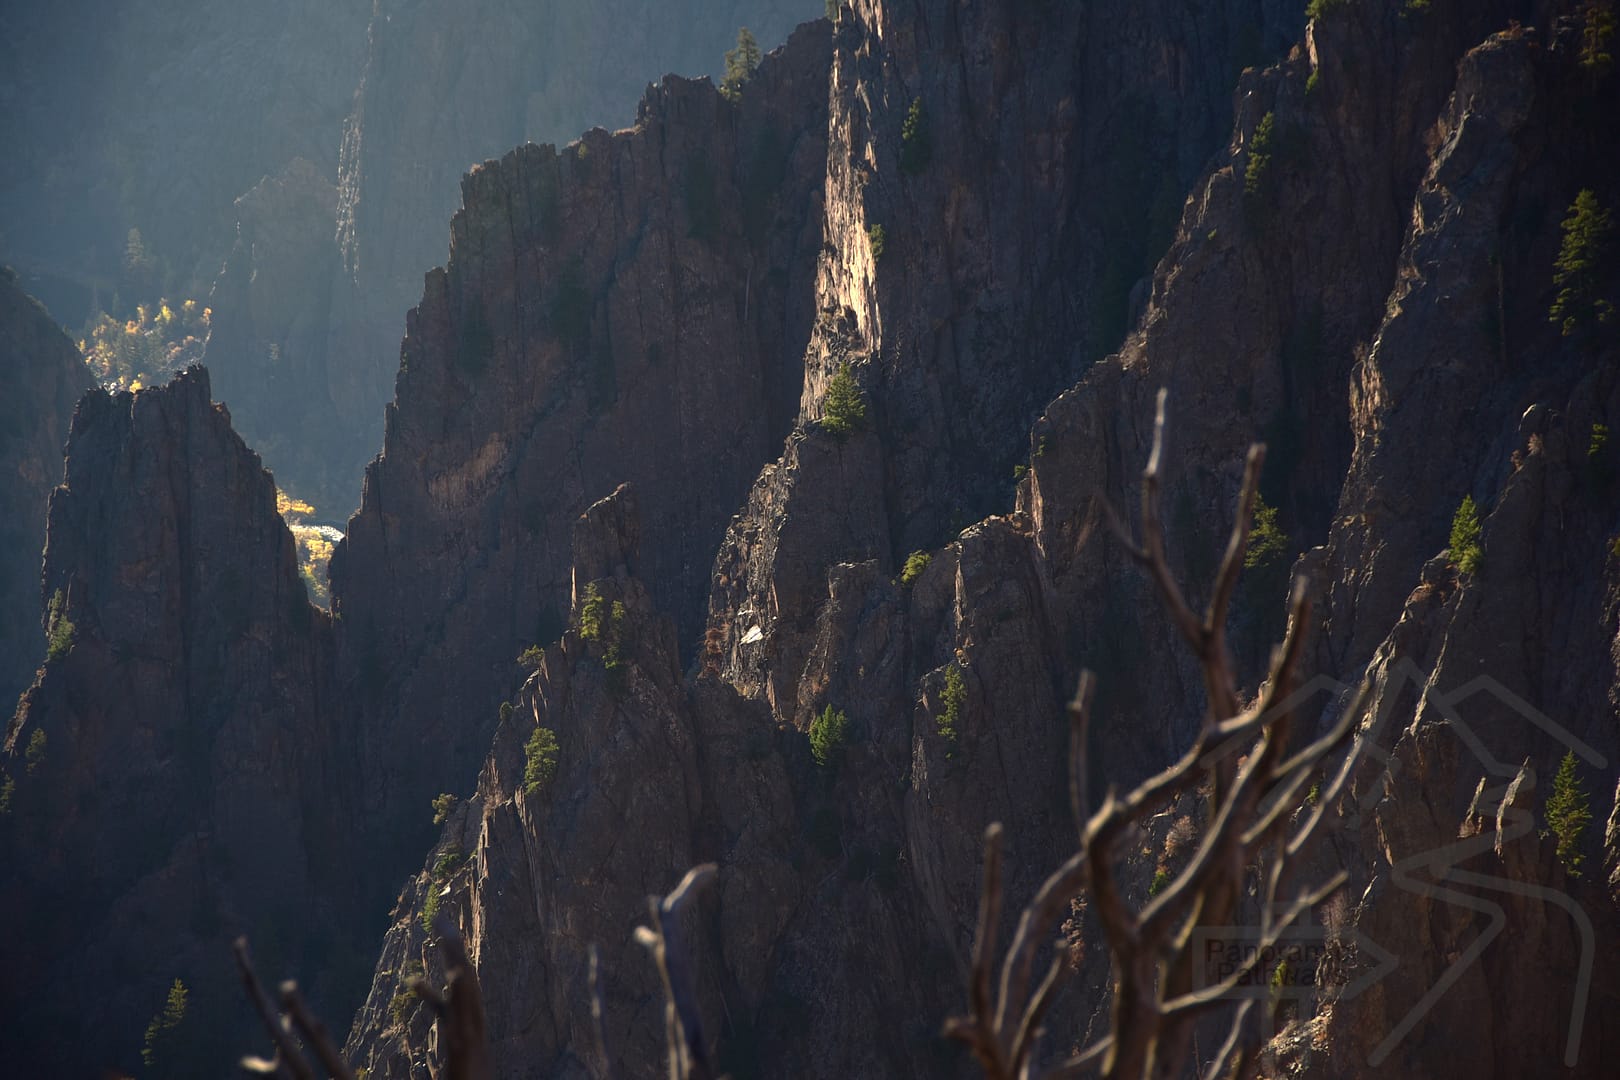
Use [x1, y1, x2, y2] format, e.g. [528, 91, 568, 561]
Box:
[277, 488, 335, 607]
[81, 296, 209, 390]
[276, 490, 316, 517]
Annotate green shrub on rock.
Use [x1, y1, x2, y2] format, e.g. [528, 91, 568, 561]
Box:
[578, 583, 628, 686]
[1244, 495, 1289, 570]
[24, 729, 46, 775]
[867, 223, 887, 260]
[821, 363, 867, 439]
[431, 793, 457, 825]
[810, 705, 850, 767]
[141, 979, 188, 1069]
[1550, 189, 1615, 337]
[433, 845, 464, 882]
[524, 726, 560, 794]
[1546, 750, 1592, 876]
[420, 885, 441, 933]
[938, 663, 966, 745]
[1449, 496, 1483, 575]
[1243, 112, 1277, 207]
[900, 99, 932, 174]
[45, 589, 74, 663]
[1306, 0, 1350, 19]
[721, 27, 761, 101]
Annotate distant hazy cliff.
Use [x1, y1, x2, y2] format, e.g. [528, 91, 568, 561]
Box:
[205, 0, 820, 516]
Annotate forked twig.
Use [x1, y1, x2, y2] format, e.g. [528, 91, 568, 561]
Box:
[234, 938, 315, 1080]
[416, 916, 491, 1080]
[235, 916, 489, 1080]
[631, 863, 720, 1080]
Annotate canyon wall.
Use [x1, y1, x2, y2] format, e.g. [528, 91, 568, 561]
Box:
[4, 1, 1616, 1077]
[348, 1, 1620, 1076]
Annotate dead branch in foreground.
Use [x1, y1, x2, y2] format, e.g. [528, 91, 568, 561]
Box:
[631, 863, 719, 1080]
[944, 388, 1365, 1080]
[236, 915, 489, 1080]
[233, 868, 717, 1080]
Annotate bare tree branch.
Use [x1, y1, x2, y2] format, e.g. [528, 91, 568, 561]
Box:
[947, 390, 1359, 1079]
[424, 915, 492, 1080]
[279, 982, 354, 1080]
[588, 944, 617, 1080]
[235, 915, 489, 1080]
[233, 938, 313, 1080]
[1068, 672, 1097, 843]
[636, 863, 719, 1080]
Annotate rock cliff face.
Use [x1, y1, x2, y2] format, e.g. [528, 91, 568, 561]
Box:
[1270, 19, 1620, 1076]
[347, 1, 1618, 1077]
[1024, 4, 1620, 1075]
[330, 23, 835, 873]
[704, 0, 1316, 730]
[193, 0, 818, 518]
[0, 269, 91, 717]
[0, 370, 343, 1078]
[333, 0, 819, 403]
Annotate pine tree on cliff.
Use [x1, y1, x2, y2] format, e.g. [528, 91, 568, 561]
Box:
[141, 979, 188, 1068]
[1580, 1, 1616, 78]
[721, 27, 762, 100]
[1545, 750, 1592, 876]
[820, 362, 867, 439]
[1549, 188, 1615, 337]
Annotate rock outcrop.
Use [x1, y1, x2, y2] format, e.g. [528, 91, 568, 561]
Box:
[329, 23, 836, 883]
[212, 0, 822, 517]
[0, 369, 342, 1078]
[345, 484, 970, 1076]
[331, 0, 820, 471]
[0, 269, 91, 717]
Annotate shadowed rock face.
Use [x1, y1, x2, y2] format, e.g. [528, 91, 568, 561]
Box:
[0, 269, 91, 716]
[314, 0, 821, 516]
[6, 2, 1619, 1078]
[0, 369, 344, 1078]
[328, 23, 837, 892]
